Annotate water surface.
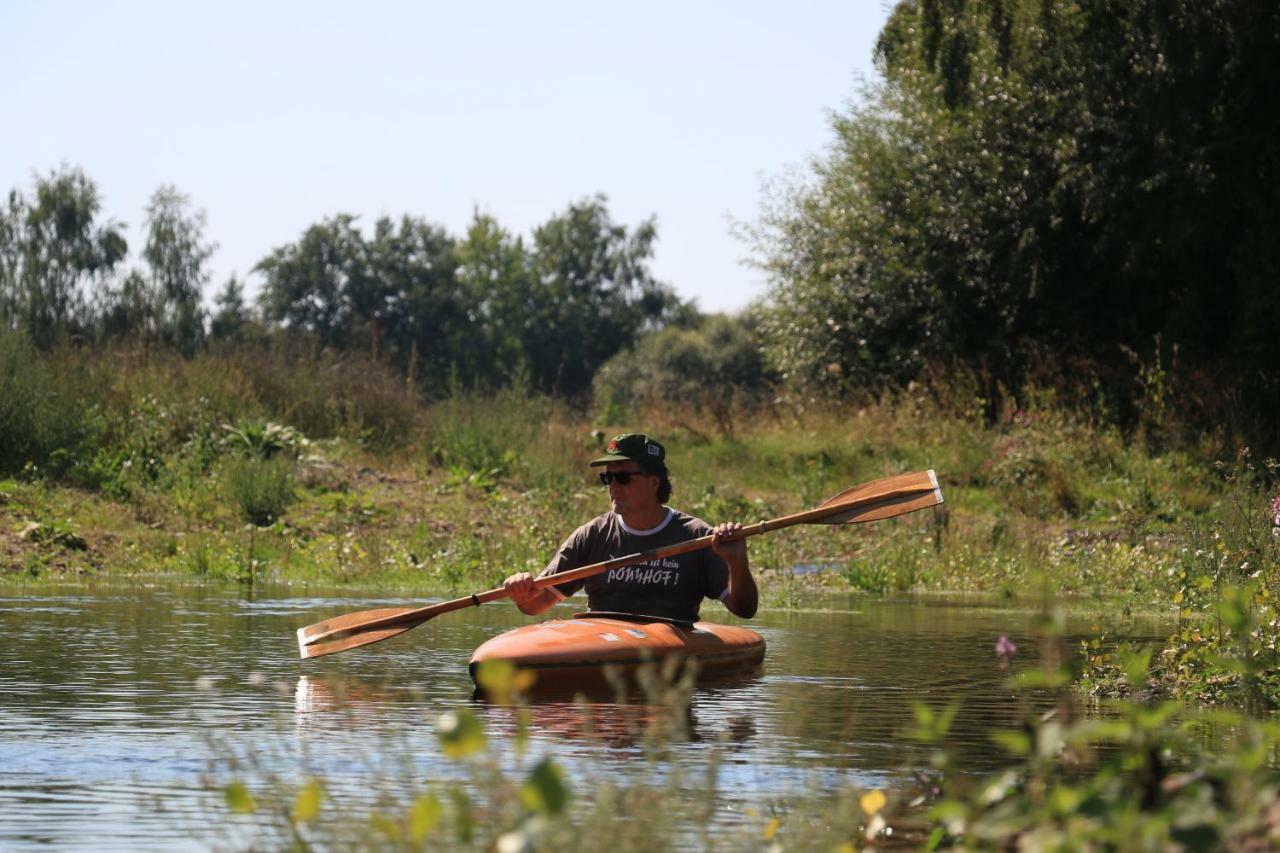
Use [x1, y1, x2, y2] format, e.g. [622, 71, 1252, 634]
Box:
[0, 583, 1163, 849]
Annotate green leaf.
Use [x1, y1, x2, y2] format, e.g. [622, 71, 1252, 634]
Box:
[223, 782, 257, 814]
[437, 709, 487, 759]
[908, 700, 960, 742]
[989, 730, 1031, 756]
[1118, 646, 1153, 688]
[474, 659, 536, 704]
[519, 758, 570, 815]
[1049, 784, 1084, 816]
[291, 779, 324, 823]
[450, 788, 475, 842]
[1134, 703, 1180, 731]
[408, 792, 443, 842]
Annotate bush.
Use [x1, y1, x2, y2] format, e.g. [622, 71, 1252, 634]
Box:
[0, 332, 104, 477]
[224, 455, 296, 526]
[424, 389, 580, 492]
[228, 342, 420, 449]
[592, 314, 774, 436]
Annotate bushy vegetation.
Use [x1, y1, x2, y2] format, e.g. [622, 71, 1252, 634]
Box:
[898, 614, 1280, 850]
[593, 313, 776, 437]
[751, 0, 1280, 441]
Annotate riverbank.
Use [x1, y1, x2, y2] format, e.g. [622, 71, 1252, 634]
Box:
[0, 376, 1252, 610]
[6, 344, 1279, 702]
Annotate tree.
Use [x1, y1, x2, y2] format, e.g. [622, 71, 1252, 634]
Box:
[142, 186, 215, 356]
[364, 215, 463, 386]
[209, 275, 255, 344]
[0, 167, 127, 347]
[455, 212, 532, 387]
[522, 196, 686, 396]
[753, 0, 1280, 420]
[254, 198, 688, 399]
[255, 214, 370, 349]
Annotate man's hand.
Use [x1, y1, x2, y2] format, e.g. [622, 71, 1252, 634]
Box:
[711, 521, 747, 563]
[503, 572, 538, 605]
[712, 521, 757, 618]
[504, 572, 557, 615]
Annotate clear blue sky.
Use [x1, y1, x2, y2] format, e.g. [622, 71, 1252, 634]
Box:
[3, 1, 888, 314]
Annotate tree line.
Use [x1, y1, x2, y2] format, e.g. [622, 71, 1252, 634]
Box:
[4, 0, 1278, 438]
[0, 170, 700, 398]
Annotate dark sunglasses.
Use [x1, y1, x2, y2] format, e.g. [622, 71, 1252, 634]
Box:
[598, 470, 648, 486]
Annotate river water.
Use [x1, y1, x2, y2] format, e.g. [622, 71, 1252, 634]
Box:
[0, 584, 1163, 849]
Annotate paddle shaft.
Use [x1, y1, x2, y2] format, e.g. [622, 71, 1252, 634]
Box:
[303, 473, 941, 644]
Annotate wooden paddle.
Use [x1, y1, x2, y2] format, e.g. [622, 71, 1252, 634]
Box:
[296, 468, 944, 659]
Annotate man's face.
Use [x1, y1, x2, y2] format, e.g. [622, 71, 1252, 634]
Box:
[602, 461, 658, 515]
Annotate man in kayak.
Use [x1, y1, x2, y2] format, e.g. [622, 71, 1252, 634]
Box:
[502, 433, 758, 623]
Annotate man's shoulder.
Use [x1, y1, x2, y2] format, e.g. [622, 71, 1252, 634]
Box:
[568, 512, 618, 539]
[664, 508, 713, 535]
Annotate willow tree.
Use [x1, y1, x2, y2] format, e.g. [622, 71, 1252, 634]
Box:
[753, 0, 1280, 418]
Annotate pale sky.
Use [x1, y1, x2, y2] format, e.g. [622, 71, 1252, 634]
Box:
[3, 1, 888, 314]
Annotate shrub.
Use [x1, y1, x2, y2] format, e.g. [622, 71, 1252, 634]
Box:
[224, 455, 295, 526]
[228, 343, 419, 448]
[0, 332, 104, 477]
[592, 314, 775, 437]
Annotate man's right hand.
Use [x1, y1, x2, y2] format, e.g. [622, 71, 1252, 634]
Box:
[503, 572, 538, 604]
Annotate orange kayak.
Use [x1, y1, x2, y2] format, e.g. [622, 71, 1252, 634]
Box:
[469, 615, 765, 692]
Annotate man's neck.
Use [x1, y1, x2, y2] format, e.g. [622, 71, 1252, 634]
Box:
[619, 505, 668, 532]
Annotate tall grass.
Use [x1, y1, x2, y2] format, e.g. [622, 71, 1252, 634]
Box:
[0, 332, 104, 478]
[2, 337, 1269, 625]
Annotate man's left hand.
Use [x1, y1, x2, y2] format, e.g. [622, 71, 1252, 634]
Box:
[711, 521, 747, 563]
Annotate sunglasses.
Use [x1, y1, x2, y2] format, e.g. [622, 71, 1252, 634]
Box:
[598, 470, 648, 486]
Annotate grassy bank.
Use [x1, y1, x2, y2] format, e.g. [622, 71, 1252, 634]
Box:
[1, 343, 1270, 602]
[3, 342, 1279, 698]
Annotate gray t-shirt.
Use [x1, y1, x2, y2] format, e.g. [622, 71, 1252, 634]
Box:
[538, 508, 731, 624]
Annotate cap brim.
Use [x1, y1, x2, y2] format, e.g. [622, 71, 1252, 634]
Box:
[589, 453, 630, 466]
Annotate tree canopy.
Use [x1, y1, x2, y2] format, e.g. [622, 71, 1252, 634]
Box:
[253, 195, 685, 397]
[4, 2, 1278, 438]
[752, 0, 1280, 417]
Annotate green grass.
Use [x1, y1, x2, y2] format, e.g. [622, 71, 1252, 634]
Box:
[0, 343, 1260, 603]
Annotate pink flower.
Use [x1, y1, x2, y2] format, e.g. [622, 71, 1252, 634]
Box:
[995, 634, 1018, 660]
[1272, 495, 1280, 527]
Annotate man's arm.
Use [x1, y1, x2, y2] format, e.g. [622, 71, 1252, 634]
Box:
[712, 522, 758, 619]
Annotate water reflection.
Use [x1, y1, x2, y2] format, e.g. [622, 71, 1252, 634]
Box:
[293, 671, 760, 751]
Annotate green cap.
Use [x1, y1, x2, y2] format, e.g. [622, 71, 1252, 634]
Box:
[590, 433, 666, 471]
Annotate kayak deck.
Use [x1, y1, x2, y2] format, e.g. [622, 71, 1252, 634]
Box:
[469, 616, 765, 692]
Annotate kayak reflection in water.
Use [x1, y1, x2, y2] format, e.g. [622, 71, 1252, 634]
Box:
[502, 433, 758, 624]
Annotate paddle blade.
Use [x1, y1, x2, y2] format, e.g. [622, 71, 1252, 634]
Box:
[816, 469, 943, 524]
[297, 607, 418, 647]
[298, 619, 424, 659]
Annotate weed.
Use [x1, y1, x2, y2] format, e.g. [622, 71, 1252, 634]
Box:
[224, 456, 296, 527]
